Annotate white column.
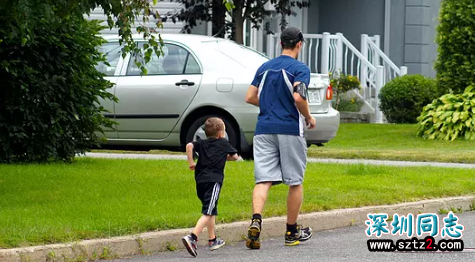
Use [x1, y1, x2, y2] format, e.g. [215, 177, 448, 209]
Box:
[400, 66, 408, 75]
[335, 33, 343, 73]
[321, 32, 330, 74]
[207, 0, 212, 36]
[375, 66, 385, 124]
[384, 0, 391, 55]
[267, 34, 275, 58]
[373, 35, 381, 67]
[360, 34, 369, 98]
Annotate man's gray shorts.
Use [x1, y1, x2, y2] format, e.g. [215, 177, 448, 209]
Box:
[253, 134, 307, 186]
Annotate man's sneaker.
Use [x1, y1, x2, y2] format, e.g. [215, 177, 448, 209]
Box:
[246, 219, 261, 249]
[182, 235, 198, 257]
[285, 225, 313, 246]
[208, 238, 225, 251]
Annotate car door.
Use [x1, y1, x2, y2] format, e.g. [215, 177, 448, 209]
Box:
[95, 42, 122, 139]
[114, 42, 203, 140]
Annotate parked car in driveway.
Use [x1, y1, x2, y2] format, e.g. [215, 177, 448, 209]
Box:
[95, 34, 340, 159]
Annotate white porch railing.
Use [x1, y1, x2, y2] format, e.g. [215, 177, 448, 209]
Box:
[362, 34, 408, 87]
[264, 32, 408, 123]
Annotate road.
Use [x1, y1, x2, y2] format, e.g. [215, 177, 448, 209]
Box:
[112, 211, 475, 262]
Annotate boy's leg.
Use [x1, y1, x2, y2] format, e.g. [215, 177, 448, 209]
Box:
[183, 214, 212, 257]
[192, 215, 213, 237]
[206, 216, 216, 240]
[206, 216, 226, 251]
[183, 182, 220, 257]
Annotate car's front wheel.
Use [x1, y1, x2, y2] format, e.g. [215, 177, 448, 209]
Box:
[185, 115, 239, 152]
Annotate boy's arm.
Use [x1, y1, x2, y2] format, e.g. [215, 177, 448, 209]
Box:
[226, 142, 239, 161]
[226, 153, 240, 161]
[185, 142, 196, 170]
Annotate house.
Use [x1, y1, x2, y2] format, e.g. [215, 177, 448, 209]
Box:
[86, 0, 443, 122]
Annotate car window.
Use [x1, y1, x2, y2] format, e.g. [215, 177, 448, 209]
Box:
[184, 54, 201, 74]
[126, 44, 200, 76]
[96, 43, 121, 76]
[213, 41, 270, 68]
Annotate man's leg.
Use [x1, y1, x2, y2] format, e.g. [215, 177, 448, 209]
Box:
[252, 182, 273, 215]
[279, 135, 312, 246]
[247, 135, 281, 249]
[287, 184, 303, 225]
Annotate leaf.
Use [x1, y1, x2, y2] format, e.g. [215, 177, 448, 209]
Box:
[440, 111, 454, 120]
[452, 112, 461, 123]
[465, 85, 474, 93]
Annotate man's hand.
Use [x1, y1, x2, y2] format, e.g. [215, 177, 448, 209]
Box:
[189, 162, 196, 170]
[306, 116, 316, 129]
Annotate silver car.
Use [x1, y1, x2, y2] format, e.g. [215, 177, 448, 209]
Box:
[95, 34, 340, 158]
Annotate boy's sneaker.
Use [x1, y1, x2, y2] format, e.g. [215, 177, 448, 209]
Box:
[182, 235, 198, 257]
[208, 238, 225, 251]
[246, 219, 261, 249]
[285, 225, 313, 246]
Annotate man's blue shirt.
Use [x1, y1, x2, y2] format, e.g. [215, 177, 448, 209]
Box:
[251, 55, 311, 136]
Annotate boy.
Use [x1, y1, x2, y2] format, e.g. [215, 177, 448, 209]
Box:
[182, 117, 240, 257]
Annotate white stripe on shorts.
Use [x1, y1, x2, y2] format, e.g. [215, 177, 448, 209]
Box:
[207, 183, 220, 215]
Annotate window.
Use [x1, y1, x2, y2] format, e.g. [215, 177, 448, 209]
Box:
[184, 54, 201, 74]
[96, 43, 121, 76]
[212, 41, 269, 68]
[126, 44, 201, 76]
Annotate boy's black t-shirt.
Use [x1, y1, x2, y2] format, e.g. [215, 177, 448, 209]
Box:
[192, 138, 237, 184]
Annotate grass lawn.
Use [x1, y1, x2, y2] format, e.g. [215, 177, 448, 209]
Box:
[1, 158, 475, 248]
[92, 124, 475, 163]
[308, 123, 475, 163]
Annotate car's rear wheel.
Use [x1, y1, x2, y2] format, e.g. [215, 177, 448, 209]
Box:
[185, 115, 239, 152]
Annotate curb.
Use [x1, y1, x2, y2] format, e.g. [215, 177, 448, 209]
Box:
[1, 196, 474, 262]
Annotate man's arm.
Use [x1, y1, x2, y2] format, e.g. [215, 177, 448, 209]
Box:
[293, 81, 316, 129]
[245, 85, 259, 106]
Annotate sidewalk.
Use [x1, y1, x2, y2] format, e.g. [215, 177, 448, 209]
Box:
[81, 152, 475, 169]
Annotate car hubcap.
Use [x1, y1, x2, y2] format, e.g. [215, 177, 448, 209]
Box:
[193, 124, 229, 141]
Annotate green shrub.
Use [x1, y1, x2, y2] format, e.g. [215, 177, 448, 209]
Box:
[379, 75, 438, 124]
[329, 72, 361, 110]
[435, 0, 475, 95]
[335, 96, 364, 112]
[417, 86, 475, 141]
[0, 17, 116, 163]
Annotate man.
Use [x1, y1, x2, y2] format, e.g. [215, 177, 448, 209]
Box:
[244, 26, 316, 249]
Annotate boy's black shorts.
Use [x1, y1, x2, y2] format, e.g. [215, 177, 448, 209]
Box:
[196, 182, 222, 216]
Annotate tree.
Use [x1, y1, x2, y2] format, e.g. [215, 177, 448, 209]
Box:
[0, 0, 235, 163]
[435, 0, 475, 95]
[163, 0, 310, 45]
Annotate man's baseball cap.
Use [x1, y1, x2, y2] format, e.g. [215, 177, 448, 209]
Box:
[280, 27, 305, 46]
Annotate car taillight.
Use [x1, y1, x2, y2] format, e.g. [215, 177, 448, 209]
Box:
[326, 84, 333, 100]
